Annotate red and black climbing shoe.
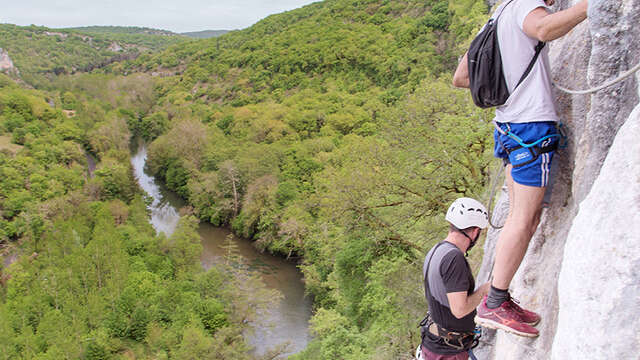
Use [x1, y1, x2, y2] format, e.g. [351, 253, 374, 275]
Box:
[506, 297, 541, 326]
[475, 297, 539, 338]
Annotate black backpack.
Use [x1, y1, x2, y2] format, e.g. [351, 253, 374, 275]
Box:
[467, 0, 545, 108]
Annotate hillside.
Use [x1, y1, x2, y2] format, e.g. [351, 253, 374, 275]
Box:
[0, 0, 498, 358]
[115, 0, 492, 258]
[105, 0, 495, 358]
[0, 24, 189, 86]
[180, 30, 230, 39]
[122, 0, 487, 105]
[67, 26, 177, 36]
[1, 0, 637, 358]
[0, 65, 274, 358]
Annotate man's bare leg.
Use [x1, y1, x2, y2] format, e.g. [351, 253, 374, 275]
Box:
[475, 165, 545, 336]
[492, 165, 546, 290]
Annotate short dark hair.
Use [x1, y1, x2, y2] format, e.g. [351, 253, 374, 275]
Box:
[449, 224, 478, 234]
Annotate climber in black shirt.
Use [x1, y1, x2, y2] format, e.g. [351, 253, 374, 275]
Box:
[420, 198, 490, 360]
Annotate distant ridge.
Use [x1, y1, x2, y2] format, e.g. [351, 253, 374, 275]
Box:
[0, 23, 187, 85]
[66, 26, 177, 36]
[180, 30, 229, 39]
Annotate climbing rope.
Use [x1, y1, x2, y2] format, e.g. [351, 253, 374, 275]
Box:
[553, 61, 640, 95]
[483, 62, 640, 229]
[486, 120, 568, 230]
[485, 62, 640, 226]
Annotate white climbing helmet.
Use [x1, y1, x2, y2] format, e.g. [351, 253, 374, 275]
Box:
[445, 197, 489, 230]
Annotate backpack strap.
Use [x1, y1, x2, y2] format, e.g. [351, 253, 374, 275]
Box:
[420, 241, 446, 344]
[495, 0, 547, 91]
[515, 41, 546, 89]
[495, 0, 517, 21]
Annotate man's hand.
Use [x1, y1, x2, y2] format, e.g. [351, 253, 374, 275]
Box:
[477, 282, 490, 298]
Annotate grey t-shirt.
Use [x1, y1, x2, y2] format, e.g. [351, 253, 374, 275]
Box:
[422, 241, 476, 354]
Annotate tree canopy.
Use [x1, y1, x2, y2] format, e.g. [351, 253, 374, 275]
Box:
[1, 0, 494, 358]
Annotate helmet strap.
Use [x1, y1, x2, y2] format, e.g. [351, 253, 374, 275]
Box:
[459, 228, 479, 257]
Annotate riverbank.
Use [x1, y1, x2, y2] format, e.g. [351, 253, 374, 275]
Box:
[131, 142, 312, 357]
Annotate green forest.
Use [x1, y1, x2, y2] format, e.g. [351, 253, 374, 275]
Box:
[1, 0, 496, 358]
[0, 24, 188, 87]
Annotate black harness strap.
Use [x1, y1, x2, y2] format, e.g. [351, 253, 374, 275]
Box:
[420, 242, 446, 344]
[423, 242, 445, 300]
[495, 121, 560, 168]
[497, 135, 558, 168]
[430, 323, 474, 351]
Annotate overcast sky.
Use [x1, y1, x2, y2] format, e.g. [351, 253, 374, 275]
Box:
[1, 0, 319, 33]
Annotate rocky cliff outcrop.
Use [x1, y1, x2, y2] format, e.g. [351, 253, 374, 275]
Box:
[0, 48, 18, 74]
[108, 42, 123, 52]
[475, 0, 640, 358]
[551, 101, 640, 359]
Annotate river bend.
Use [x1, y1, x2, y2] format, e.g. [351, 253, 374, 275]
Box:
[131, 143, 311, 358]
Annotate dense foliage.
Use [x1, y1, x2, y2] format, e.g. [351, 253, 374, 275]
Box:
[0, 24, 188, 86]
[0, 74, 277, 359]
[122, 0, 491, 358]
[67, 26, 189, 50]
[1, 0, 495, 358]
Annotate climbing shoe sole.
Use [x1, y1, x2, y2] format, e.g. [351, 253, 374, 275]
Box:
[474, 315, 539, 338]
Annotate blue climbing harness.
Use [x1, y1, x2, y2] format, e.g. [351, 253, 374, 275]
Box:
[493, 121, 567, 168]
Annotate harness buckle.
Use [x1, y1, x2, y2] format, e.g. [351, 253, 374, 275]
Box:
[418, 313, 431, 328]
[443, 336, 466, 351]
[500, 134, 559, 168]
[418, 313, 480, 352]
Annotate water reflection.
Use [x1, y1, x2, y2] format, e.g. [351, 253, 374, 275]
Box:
[199, 226, 312, 357]
[130, 145, 180, 236]
[131, 142, 311, 358]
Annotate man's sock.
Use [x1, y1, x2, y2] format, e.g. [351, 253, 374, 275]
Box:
[486, 285, 510, 309]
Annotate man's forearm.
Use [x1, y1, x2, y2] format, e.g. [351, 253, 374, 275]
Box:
[527, 0, 588, 41]
[448, 283, 489, 318]
[452, 52, 470, 88]
[464, 287, 487, 315]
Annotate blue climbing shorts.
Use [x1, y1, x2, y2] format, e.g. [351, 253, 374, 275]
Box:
[493, 121, 558, 188]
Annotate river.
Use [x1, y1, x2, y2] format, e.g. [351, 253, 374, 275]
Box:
[130, 143, 311, 358]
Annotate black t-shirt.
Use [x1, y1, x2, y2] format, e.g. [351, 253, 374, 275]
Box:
[422, 241, 476, 355]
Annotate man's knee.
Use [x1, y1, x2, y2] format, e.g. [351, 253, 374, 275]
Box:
[531, 207, 543, 231]
[505, 218, 537, 241]
[505, 205, 542, 238]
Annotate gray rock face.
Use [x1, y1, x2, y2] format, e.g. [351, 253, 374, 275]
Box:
[552, 104, 640, 359]
[0, 48, 17, 73]
[475, 0, 640, 358]
[573, 0, 640, 202]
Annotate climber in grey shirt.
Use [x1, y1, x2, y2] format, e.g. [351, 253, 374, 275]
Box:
[420, 198, 490, 360]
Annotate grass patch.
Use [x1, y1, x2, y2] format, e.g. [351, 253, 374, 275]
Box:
[0, 135, 23, 154]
